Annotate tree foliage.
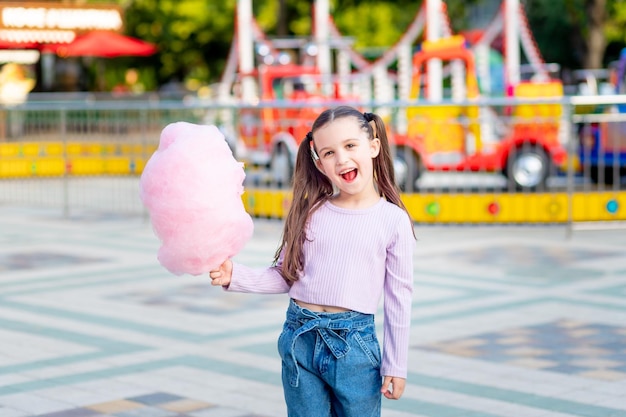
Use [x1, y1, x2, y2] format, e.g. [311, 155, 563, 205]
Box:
[525, 0, 623, 69]
[97, 0, 623, 90]
[122, 0, 235, 88]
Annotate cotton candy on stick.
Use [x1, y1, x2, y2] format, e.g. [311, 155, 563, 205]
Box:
[139, 122, 253, 276]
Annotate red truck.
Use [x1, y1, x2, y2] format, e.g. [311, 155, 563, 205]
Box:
[235, 64, 352, 186]
[393, 36, 567, 191]
[233, 36, 567, 191]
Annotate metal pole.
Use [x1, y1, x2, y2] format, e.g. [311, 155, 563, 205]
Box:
[61, 108, 69, 219]
[505, 0, 521, 87]
[237, 0, 256, 102]
[396, 43, 412, 134]
[315, 0, 332, 96]
[426, 0, 442, 101]
[564, 100, 574, 238]
[140, 109, 149, 223]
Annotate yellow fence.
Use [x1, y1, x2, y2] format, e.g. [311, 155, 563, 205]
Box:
[3, 141, 622, 223]
[0, 141, 155, 177]
[242, 189, 626, 223]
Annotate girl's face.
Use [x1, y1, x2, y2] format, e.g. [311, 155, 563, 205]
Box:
[312, 117, 381, 206]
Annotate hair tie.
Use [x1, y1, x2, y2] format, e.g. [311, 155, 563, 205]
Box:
[307, 132, 319, 161]
[363, 113, 378, 138]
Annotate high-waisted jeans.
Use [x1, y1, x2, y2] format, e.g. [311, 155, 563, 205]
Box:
[277, 299, 382, 417]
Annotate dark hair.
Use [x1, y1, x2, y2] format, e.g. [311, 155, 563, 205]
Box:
[274, 105, 411, 282]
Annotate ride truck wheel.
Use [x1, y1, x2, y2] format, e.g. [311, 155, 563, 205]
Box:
[395, 147, 422, 192]
[506, 145, 550, 191]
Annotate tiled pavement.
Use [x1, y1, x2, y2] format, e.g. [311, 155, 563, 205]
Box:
[1, 204, 626, 417]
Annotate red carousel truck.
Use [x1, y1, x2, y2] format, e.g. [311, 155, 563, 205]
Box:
[394, 36, 567, 191]
[235, 63, 355, 186]
[232, 36, 567, 191]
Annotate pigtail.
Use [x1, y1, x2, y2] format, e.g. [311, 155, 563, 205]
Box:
[364, 112, 415, 238]
[364, 112, 407, 212]
[273, 131, 333, 282]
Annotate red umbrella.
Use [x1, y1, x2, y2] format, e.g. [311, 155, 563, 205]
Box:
[54, 31, 157, 58]
[0, 40, 38, 49]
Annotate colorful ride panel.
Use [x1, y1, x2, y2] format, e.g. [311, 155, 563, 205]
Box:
[0, 141, 155, 177]
[2, 141, 624, 224]
[242, 188, 625, 224]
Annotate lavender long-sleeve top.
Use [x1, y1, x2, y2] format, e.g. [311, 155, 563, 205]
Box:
[227, 197, 415, 378]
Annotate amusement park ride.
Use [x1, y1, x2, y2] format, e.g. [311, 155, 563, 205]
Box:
[403, 35, 565, 191]
[0, 0, 622, 224]
[575, 47, 626, 185]
[221, 0, 568, 191]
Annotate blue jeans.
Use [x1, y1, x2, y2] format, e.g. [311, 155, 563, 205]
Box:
[277, 299, 382, 417]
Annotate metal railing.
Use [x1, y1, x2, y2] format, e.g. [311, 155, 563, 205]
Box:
[0, 94, 624, 227]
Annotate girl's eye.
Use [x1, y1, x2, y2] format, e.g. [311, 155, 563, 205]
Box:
[324, 151, 333, 157]
[346, 143, 355, 149]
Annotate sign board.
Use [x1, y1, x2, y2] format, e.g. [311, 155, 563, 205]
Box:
[0, 2, 123, 44]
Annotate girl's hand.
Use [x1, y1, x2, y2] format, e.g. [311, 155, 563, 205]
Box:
[209, 259, 233, 287]
[381, 376, 405, 400]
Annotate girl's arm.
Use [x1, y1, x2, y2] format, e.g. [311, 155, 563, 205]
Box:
[381, 214, 415, 381]
[210, 251, 291, 294]
[226, 261, 291, 294]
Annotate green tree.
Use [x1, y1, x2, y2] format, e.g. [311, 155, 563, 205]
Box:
[524, 0, 585, 69]
[122, 0, 235, 88]
[106, 0, 620, 89]
[604, 0, 626, 63]
[525, 0, 620, 69]
[116, 0, 486, 89]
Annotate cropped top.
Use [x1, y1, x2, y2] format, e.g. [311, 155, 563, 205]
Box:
[226, 197, 415, 378]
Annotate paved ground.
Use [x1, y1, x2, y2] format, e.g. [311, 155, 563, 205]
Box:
[0, 203, 625, 417]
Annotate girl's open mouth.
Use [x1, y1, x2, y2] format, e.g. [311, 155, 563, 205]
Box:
[341, 168, 357, 182]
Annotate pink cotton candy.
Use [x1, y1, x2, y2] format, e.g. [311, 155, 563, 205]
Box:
[139, 122, 254, 276]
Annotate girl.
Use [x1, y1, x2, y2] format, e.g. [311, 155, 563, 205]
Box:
[210, 105, 415, 416]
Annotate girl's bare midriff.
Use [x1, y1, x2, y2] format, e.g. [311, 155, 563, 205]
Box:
[294, 299, 351, 313]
